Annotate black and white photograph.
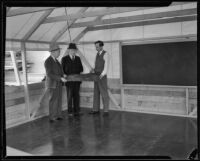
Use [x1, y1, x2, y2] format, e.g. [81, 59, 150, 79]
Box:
[2, 0, 198, 160]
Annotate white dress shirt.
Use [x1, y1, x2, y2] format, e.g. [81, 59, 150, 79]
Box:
[97, 50, 110, 76]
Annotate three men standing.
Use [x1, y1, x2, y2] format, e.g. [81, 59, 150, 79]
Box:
[44, 40, 110, 121]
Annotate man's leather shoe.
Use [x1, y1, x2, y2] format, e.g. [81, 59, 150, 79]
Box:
[74, 112, 83, 116]
[49, 119, 56, 123]
[103, 112, 109, 116]
[88, 111, 100, 114]
[56, 117, 63, 120]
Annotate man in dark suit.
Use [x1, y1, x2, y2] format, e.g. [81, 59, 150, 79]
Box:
[44, 43, 67, 122]
[61, 43, 83, 117]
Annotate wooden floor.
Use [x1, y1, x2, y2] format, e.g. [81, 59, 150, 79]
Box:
[6, 108, 197, 159]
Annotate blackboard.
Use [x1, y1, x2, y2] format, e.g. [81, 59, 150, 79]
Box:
[122, 41, 197, 86]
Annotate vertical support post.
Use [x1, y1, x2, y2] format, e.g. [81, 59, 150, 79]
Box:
[21, 42, 31, 119]
[10, 51, 21, 85]
[121, 87, 125, 110]
[119, 42, 124, 110]
[186, 88, 189, 115]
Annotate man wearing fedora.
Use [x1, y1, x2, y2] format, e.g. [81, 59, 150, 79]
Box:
[44, 43, 67, 122]
[61, 43, 83, 117]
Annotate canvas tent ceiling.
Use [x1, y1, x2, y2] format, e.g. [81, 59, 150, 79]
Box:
[6, 2, 197, 51]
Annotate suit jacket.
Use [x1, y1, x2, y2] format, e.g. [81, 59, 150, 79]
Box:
[44, 56, 64, 88]
[61, 55, 83, 86]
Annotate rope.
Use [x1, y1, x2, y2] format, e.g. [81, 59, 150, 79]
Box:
[64, 7, 72, 43]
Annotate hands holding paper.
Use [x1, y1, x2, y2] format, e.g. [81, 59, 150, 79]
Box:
[61, 74, 67, 82]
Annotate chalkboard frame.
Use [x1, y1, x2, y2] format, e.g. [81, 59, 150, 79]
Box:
[119, 38, 197, 88]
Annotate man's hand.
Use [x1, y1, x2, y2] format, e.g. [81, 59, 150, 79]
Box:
[90, 68, 95, 73]
[99, 73, 105, 79]
[61, 77, 67, 82]
[63, 74, 67, 78]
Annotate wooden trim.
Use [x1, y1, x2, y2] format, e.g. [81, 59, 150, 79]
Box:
[23, 9, 54, 41]
[71, 8, 197, 29]
[6, 34, 197, 46]
[121, 108, 197, 118]
[186, 88, 189, 115]
[119, 42, 123, 85]
[122, 35, 197, 45]
[6, 38, 52, 44]
[119, 42, 124, 110]
[9, 51, 21, 85]
[43, 7, 154, 24]
[51, 7, 88, 42]
[73, 15, 105, 42]
[78, 34, 196, 44]
[5, 97, 25, 107]
[7, 7, 57, 17]
[21, 42, 31, 120]
[6, 47, 49, 51]
[120, 87, 125, 110]
[43, 2, 192, 24]
[88, 15, 197, 31]
[122, 84, 197, 89]
[73, 28, 89, 42]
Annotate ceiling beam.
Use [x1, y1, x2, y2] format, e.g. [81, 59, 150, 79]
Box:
[71, 8, 197, 28]
[78, 34, 197, 44]
[51, 7, 88, 43]
[6, 38, 52, 44]
[43, 2, 191, 24]
[6, 34, 196, 46]
[7, 7, 11, 13]
[43, 7, 156, 24]
[22, 9, 54, 41]
[73, 15, 105, 42]
[7, 7, 57, 17]
[88, 15, 197, 31]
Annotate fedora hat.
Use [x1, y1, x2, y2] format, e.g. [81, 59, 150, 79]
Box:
[68, 43, 77, 50]
[49, 43, 60, 52]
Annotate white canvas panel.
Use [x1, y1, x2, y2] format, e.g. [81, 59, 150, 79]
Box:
[103, 8, 144, 19]
[143, 4, 181, 14]
[26, 51, 50, 74]
[182, 2, 197, 9]
[26, 43, 49, 49]
[29, 22, 66, 41]
[86, 7, 107, 12]
[48, 7, 82, 17]
[6, 13, 39, 39]
[58, 27, 86, 42]
[144, 22, 182, 38]
[104, 43, 120, 78]
[182, 21, 197, 35]
[80, 26, 143, 42]
[14, 12, 45, 39]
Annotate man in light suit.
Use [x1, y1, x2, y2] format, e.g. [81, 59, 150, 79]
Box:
[44, 43, 67, 122]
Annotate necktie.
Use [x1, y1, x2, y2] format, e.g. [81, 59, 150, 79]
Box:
[55, 59, 60, 65]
